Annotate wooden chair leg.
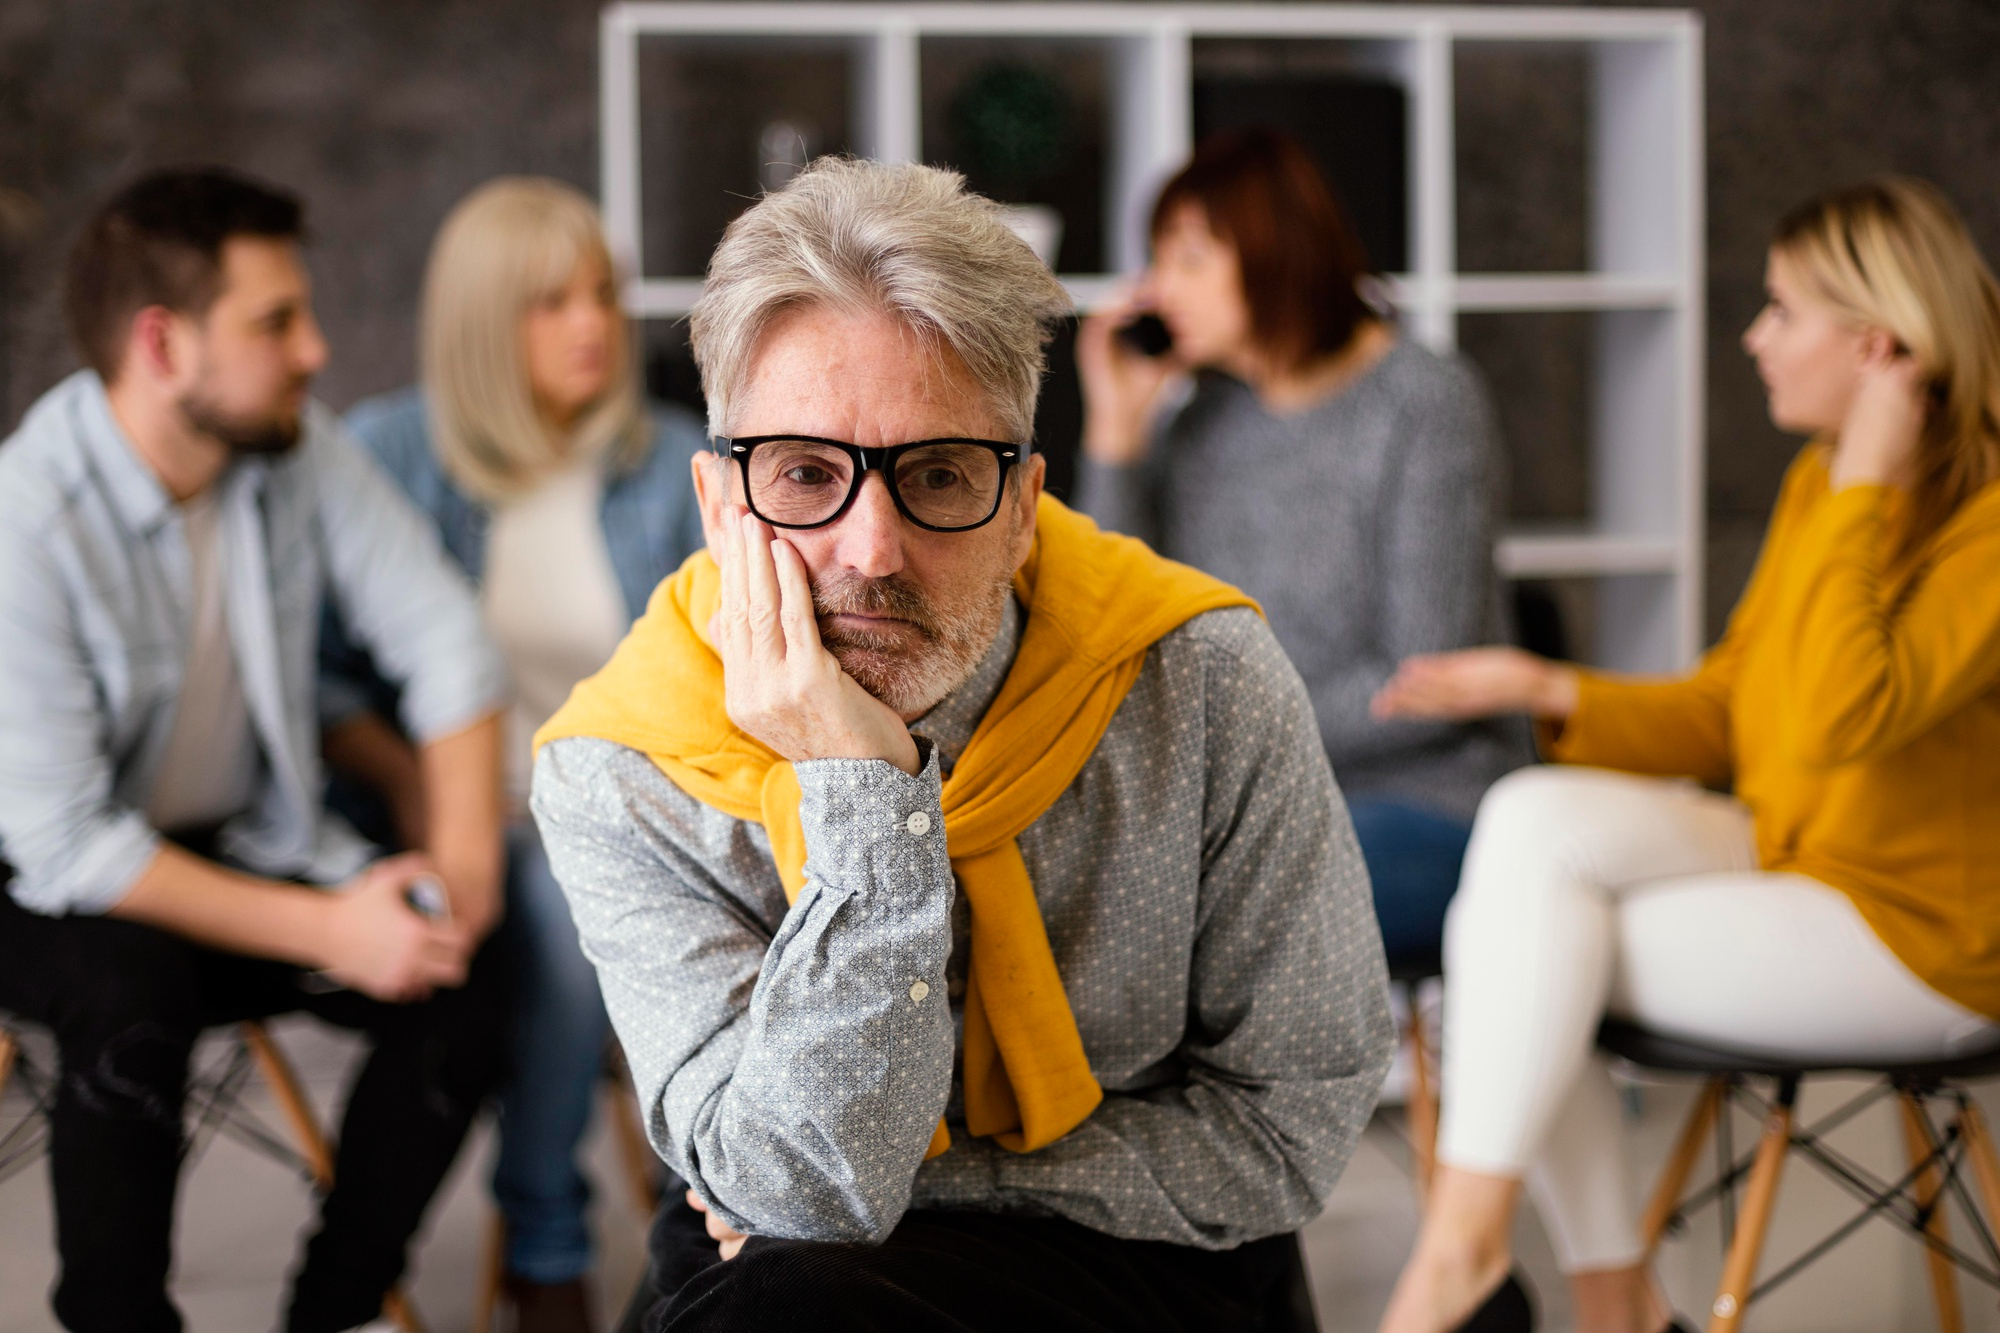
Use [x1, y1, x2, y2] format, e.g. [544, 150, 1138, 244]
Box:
[1706, 1080, 1795, 1333]
[0, 1027, 18, 1101]
[609, 1052, 662, 1217]
[472, 1211, 506, 1333]
[1959, 1100, 2000, 1260]
[240, 1024, 428, 1333]
[1406, 1000, 1439, 1204]
[240, 1022, 335, 1190]
[1900, 1093, 1963, 1333]
[382, 1290, 427, 1333]
[1643, 1079, 1725, 1259]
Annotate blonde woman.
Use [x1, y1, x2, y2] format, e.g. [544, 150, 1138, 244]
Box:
[1370, 178, 2000, 1333]
[323, 178, 705, 1332]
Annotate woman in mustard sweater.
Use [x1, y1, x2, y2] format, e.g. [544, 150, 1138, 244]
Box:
[1371, 178, 2000, 1333]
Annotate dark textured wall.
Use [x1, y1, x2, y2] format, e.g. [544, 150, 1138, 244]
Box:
[3, 0, 1998, 640]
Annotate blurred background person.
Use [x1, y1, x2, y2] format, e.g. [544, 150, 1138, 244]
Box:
[1074, 127, 1532, 968]
[0, 167, 509, 1333]
[1371, 178, 2000, 1333]
[320, 177, 707, 1333]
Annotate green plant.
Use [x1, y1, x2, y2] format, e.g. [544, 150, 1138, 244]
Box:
[947, 60, 1076, 199]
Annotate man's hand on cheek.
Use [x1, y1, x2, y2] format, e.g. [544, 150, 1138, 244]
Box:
[714, 508, 922, 777]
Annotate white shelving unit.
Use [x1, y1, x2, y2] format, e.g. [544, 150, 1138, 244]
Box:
[600, 3, 1705, 672]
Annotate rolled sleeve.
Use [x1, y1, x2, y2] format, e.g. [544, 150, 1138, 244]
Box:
[0, 521, 162, 915]
[306, 408, 506, 740]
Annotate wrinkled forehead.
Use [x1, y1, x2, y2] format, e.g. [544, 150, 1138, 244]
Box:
[733, 303, 1006, 445]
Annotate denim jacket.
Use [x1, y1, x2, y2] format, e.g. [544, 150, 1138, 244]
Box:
[320, 388, 708, 726]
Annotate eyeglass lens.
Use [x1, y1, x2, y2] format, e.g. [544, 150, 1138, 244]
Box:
[746, 439, 1005, 529]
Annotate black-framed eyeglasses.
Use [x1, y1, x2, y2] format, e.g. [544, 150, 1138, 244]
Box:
[714, 434, 1025, 533]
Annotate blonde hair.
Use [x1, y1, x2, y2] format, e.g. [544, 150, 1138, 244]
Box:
[690, 157, 1070, 440]
[420, 177, 646, 501]
[1774, 178, 2000, 562]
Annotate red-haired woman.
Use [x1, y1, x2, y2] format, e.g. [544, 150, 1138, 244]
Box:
[1077, 127, 1531, 969]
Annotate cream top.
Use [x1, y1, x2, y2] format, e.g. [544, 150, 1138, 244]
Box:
[146, 490, 260, 834]
[483, 458, 629, 813]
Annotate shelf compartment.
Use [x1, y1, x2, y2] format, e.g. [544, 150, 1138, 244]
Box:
[919, 35, 1115, 274]
[632, 33, 859, 279]
[1191, 36, 1412, 273]
[1454, 40, 1590, 275]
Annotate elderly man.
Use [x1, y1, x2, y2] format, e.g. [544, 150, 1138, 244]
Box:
[532, 158, 1392, 1330]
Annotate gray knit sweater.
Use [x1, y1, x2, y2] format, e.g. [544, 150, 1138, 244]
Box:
[1075, 339, 1533, 822]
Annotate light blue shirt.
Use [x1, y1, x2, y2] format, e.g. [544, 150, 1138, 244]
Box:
[0, 371, 507, 916]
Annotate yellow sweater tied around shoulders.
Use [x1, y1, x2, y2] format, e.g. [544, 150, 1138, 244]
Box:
[536, 496, 1256, 1157]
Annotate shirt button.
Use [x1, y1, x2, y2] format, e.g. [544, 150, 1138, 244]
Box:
[905, 811, 932, 837]
[909, 980, 931, 1004]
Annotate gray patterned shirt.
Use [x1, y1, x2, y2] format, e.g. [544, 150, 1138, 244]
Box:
[532, 597, 1393, 1251]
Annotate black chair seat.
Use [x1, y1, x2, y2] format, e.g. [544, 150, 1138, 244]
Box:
[1386, 948, 1442, 985]
[1598, 1015, 2000, 1084]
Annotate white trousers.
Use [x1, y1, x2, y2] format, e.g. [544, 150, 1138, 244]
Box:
[1436, 766, 1999, 1272]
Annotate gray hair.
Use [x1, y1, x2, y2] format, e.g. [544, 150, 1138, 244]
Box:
[689, 157, 1072, 441]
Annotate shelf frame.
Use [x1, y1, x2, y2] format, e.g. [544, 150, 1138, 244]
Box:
[602, 2, 1705, 670]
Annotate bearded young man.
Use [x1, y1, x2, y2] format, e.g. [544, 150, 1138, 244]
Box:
[532, 158, 1393, 1332]
[0, 169, 509, 1333]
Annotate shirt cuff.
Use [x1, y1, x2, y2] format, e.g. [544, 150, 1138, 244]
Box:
[794, 745, 950, 907]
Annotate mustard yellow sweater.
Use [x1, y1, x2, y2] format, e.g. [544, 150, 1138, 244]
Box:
[1552, 445, 2000, 1018]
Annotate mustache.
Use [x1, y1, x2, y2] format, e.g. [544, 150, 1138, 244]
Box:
[812, 571, 939, 641]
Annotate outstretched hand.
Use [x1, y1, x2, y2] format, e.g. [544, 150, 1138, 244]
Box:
[711, 506, 921, 775]
[1371, 646, 1580, 723]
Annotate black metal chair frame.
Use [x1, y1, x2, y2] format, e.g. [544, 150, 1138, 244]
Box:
[2, 1019, 323, 1188]
[0, 1015, 426, 1331]
[1599, 1017, 2000, 1333]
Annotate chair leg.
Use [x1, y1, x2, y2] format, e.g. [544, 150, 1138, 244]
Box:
[1900, 1093, 1963, 1333]
[609, 1050, 662, 1217]
[240, 1024, 427, 1333]
[1643, 1078, 1725, 1260]
[0, 1027, 18, 1101]
[382, 1290, 427, 1333]
[1406, 998, 1439, 1204]
[1959, 1100, 2000, 1261]
[472, 1211, 506, 1333]
[240, 1022, 335, 1190]
[1707, 1077, 1796, 1333]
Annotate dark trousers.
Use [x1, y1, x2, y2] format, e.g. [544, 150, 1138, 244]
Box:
[635, 1184, 1318, 1333]
[1347, 795, 1474, 963]
[0, 887, 509, 1333]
